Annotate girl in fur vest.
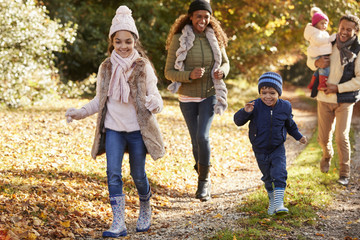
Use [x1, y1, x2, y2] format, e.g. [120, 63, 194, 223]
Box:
[304, 7, 336, 92]
[164, 0, 230, 202]
[65, 5, 165, 238]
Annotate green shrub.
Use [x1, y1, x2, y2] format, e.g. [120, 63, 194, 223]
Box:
[0, 0, 77, 108]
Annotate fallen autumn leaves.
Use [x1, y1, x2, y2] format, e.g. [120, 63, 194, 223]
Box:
[0, 98, 255, 239]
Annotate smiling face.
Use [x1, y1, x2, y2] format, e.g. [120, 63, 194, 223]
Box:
[260, 87, 279, 107]
[315, 19, 328, 31]
[338, 19, 357, 43]
[112, 30, 135, 58]
[190, 10, 210, 33]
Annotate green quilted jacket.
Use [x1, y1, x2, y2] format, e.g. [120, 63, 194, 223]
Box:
[164, 31, 230, 98]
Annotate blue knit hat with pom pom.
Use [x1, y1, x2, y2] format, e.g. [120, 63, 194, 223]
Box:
[258, 72, 283, 96]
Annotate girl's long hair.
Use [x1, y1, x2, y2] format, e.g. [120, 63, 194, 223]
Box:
[165, 14, 228, 50]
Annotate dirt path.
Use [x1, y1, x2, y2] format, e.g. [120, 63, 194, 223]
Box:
[119, 89, 319, 240]
[93, 88, 359, 240]
[291, 116, 360, 240]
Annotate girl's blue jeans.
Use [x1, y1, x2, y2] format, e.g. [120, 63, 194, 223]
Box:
[254, 144, 287, 192]
[179, 95, 216, 167]
[105, 129, 149, 197]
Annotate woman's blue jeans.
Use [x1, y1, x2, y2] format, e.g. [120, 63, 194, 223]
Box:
[179, 95, 216, 167]
[105, 129, 149, 197]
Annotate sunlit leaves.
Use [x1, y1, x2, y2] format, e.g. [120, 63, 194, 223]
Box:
[0, 97, 255, 239]
[0, 0, 77, 108]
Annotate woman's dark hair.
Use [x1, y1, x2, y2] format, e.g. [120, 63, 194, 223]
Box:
[165, 14, 228, 50]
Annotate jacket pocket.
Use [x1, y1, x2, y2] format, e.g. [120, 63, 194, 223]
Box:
[249, 125, 257, 144]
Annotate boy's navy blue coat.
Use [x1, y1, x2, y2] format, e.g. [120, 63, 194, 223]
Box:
[234, 98, 303, 154]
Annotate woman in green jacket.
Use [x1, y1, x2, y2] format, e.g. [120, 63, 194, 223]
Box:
[164, 0, 230, 201]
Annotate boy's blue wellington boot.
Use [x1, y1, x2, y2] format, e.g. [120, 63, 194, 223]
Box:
[102, 194, 127, 238]
[195, 164, 211, 202]
[136, 190, 152, 232]
[274, 188, 289, 215]
[267, 190, 275, 215]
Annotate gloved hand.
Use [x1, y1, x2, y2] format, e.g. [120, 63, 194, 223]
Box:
[145, 95, 162, 113]
[65, 108, 88, 123]
[167, 82, 181, 93]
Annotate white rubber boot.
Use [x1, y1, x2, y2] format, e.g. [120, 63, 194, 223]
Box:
[267, 190, 275, 215]
[274, 188, 289, 215]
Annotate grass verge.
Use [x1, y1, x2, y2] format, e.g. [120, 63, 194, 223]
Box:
[211, 129, 347, 240]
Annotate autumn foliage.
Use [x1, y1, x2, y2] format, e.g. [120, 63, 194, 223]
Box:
[0, 98, 256, 239]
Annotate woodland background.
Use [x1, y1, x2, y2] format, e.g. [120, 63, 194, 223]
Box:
[1, 1, 360, 239]
[1, 0, 360, 107]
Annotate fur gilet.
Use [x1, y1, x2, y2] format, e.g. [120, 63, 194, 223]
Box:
[91, 57, 165, 160]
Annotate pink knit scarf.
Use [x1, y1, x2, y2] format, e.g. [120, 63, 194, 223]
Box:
[108, 49, 139, 103]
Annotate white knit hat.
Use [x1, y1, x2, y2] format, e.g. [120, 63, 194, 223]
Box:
[109, 6, 139, 39]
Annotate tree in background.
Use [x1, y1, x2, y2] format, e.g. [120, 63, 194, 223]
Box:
[4, 0, 358, 107]
[43, 0, 359, 87]
[0, 0, 77, 108]
[42, 0, 186, 86]
[213, 0, 360, 82]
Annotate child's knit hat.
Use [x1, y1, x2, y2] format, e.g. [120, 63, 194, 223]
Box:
[258, 72, 283, 96]
[311, 7, 329, 26]
[109, 6, 139, 39]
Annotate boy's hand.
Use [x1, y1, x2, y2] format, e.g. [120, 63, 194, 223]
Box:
[244, 101, 255, 112]
[299, 136, 307, 144]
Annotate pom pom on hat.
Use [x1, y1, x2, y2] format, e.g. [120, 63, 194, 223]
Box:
[311, 7, 329, 26]
[188, 0, 212, 15]
[258, 72, 283, 96]
[109, 5, 139, 39]
[310, 7, 322, 17]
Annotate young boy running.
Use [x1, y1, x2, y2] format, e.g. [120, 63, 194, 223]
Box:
[234, 72, 307, 215]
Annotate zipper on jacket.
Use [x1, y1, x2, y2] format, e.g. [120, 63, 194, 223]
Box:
[199, 37, 205, 98]
[269, 109, 273, 149]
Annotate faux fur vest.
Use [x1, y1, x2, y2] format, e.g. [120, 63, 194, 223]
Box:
[91, 57, 165, 160]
